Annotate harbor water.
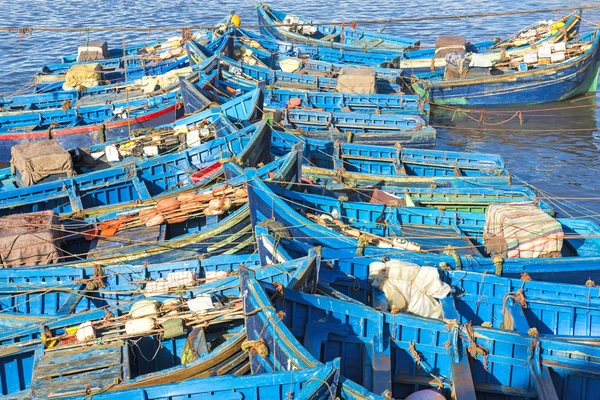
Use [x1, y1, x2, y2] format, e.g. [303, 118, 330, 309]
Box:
[1, 0, 599, 217]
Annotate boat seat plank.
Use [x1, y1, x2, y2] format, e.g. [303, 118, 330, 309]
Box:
[56, 283, 87, 315]
[32, 342, 123, 398]
[35, 343, 122, 378]
[32, 364, 122, 398]
[399, 225, 479, 255]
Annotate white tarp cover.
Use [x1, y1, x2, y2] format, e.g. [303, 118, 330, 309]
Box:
[484, 203, 563, 258]
[369, 260, 451, 319]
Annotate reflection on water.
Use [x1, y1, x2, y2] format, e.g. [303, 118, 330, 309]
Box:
[433, 95, 600, 218]
[0, 0, 599, 216]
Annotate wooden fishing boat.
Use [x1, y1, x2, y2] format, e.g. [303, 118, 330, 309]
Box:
[0, 251, 319, 398]
[0, 149, 301, 270]
[0, 53, 219, 114]
[269, 132, 558, 212]
[0, 95, 183, 163]
[181, 56, 424, 117]
[256, 3, 416, 52]
[244, 267, 600, 399]
[258, 231, 600, 339]
[398, 10, 582, 72]
[279, 109, 435, 146]
[0, 253, 258, 318]
[224, 27, 408, 73]
[0, 91, 178, 131]
[0, 90, 265, 214]
[318, 184, 555, 214]
[246, 175, 600, 282]
[412, 29, 600, 106]
[58, 30, 211, 64]
[187, 37, 403, 94]
[240, 267, 386, 400]
[35, 55, 190, 93]
[68, 362, 342, 400]
[271, 129, 504, 176]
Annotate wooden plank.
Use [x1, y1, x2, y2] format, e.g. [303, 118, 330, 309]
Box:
[506, 303, 559, 400]
[35, 343, 122, 378]
[56, 284, 87, 315]
[33, 364, 122, 398]
[506, 303, 531, 334]
[132, 174, 153, 201]
[440, 297, 476, 400]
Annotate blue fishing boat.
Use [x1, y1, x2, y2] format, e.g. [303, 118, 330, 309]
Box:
[0, 251, 319, 397]
[240, 267, 387, 400]
[185, 60, 425, 117]
[412, 29, 600, 106]
[35, 55, 190, 93]
[187, 37, 403, 94]
[278, 109, 435, 146]
[256, 3, 416, 51]
[65, 362, 342, 400]
[0, 253, 257, 317]
[59, 30, 213, 64]
[319, 184, 555, 214]
[398, 10, 582, 72]
[270, 129, 503, 176]
[0, 89, 265, 212]
[242, 267, 600, 399]
[0, 53, 220, 115]
[246, 175, 600, 282]
[0, 149, 302, 270]
[0, 94, 183, 163]
[225, 27, 407, 73]
[257, 232, 600, 339]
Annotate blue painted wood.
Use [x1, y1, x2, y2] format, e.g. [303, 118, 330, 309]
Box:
[259, 231, 600, 340]
[240, 266, 385, 400]
[0, 251, 319, 397]
[0, 99, 267, 215]
[61, 361, 341, 400]
[256, 4, 415, 52]
[412, 29, 600, 106]
[271, 129, 505, 177]
[35, 56, 190, 93]
[187, 36, 403, 94]
[246, 175, 600, 280]
[243, 267, 600, 399]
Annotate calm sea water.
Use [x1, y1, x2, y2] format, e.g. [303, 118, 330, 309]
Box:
[1, 0, 600, 217]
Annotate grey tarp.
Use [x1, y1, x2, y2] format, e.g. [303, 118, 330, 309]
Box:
[0, 211, 64, 267]
[11, 139, 74, 186]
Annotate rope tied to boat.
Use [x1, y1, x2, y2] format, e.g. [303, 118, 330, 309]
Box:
[46, 122, 58, 139]
[443, 245, 462, 270]
[382, 390, 393, 400]
[62, 99, 72, 111]
[275, 310, 286, 320]
[356, 233, 369, 255]
[408, 342, 421, 369]
[407, 342, 445, 390]
[241, 339, 269, 357]
[528, 327, 539, 338]
[76, 264, 106, 290]
[492, 253, 504, 276]
[520, 273, 532, 282]
[273, 282, 284, 297]
[586, 278, 596, 287]
[463, 321, 489, 371]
